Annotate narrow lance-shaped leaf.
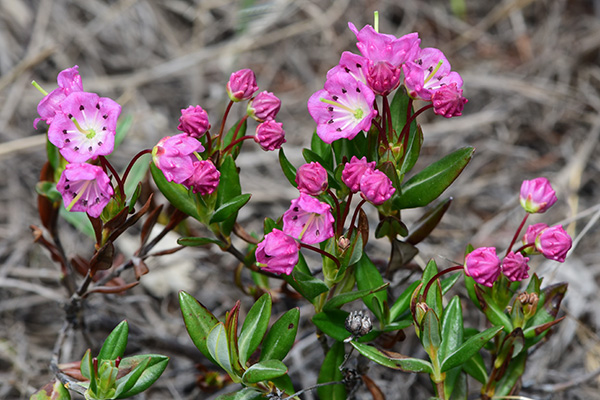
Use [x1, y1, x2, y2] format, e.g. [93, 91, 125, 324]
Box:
[317, 341, 347, 400]
[439, 296, 463, 362]
[215, 155, 242, 236]
[312, 310, 351, 342]
[356, 253, 387, 319]
[278, 148, 297, 187]
[350, 341, 433, 373]
[210, 193, 252, 224]
[98, 320, 129, 362]
[179, 291, 219, 364]
[242, 359, 288, 384]
[238, 293, 272, 366]
[323, 283, 389, 311]
[260, 308, 300, 361]
[440, 325, 503, 372]
[406, 197, 452, 245]
[150, 163, 202, 221]
[207, 323, 237, 379]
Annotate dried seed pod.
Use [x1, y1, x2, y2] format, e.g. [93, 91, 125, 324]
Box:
[345, 310, 373, 338]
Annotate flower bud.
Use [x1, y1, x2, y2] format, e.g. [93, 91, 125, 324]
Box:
[535, 225, 572, 262]
[296, 162, 328, 195]
[366, 60, 402, 95]
[359, 169, 395, 205]
[521, 223, 548, 256]
[344, 310, 372, 339]
[501, 251, 530, 282]
[431, 83, 468, 118]
[226, 69, 259, 102]
[177, 105, 210, 138]
[248, 91, 281, 121]
[255, 229, 300, 275]
[520, 177, 557, 214]
[254, 119, 286, 151]
[152, 133, 204, 184]
[342, 156, 375, 193]
[185, 160, 220, 195]
[464, 247, 501, 287]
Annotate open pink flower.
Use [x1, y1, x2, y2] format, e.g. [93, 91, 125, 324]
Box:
[254, 119, 286, 151]
[431, 83, 468, 118]
[178, 105, 210, 138]
[283, 194, 335, 244]
[464, 247, 501, 287]
[359, 169, 395, 205]
[327, 52, 369, 85]
[296, 162, 328, 195]
[226, 69, 259, 102]
[185, 160, 220, 195]
[502, 252, 530, 282]
[403, 47, 463, 101]
[152, 133, 204, 184]
[535, 225, 572, 262]
[255, 229, 300, 275]
[248, 91, 281, 122]
[308, 71, 377, 144]
[35, 65, 83, 128]
[520, 177, 557, 214]
[56, 163, 114, 218]
[48, 92, 121, 163]
[342, 156, 375, 193]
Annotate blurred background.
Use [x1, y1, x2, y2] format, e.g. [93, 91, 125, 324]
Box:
[1, 0, 599, 398]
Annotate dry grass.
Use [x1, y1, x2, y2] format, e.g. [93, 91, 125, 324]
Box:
[1, 0, 600, 399]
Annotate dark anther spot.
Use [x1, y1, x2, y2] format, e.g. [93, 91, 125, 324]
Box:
[356, 87, 361, 93]
[96, 103, 100, 109]
[79, 105, 84, 111]
[88, 146, 93, 152]
[74, 146, 79, 151]
[328, 119, 334, 124]
[82, 199, 88, 206]
[344, 67, 350, 73]
[98, 141, 103, 146]
[328, 106, 334, 112]
[332, 95, 338, 101]
[356, 63, 362, 68]
[316, 229, 320, 236]
[103, 114, 108, 119]
[102, 127, 107, 130]
[65, 139, 70, 143]
[65, 184, 70, 190]
[292, 216, 298, 221]
[62, 129, 67, 134]
[302, 223, 306, 227]
[336, 128, 342, 132]
[428, 66, 434, 73]
[288, 323, 294, 329]
[95, 197, 100, 204]
[68, 114, 73, 119]
[341, 88, 347, 94]
[293, 207, 299, 212]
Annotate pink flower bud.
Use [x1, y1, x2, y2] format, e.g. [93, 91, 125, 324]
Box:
[254, 119, 286, 151]
[502, 252, 530, 282]
[248, 91, 281, 121]
[152, 133, 204, 184]
[283, 194, 335, 244]
[296, 162, 328, 195]
[359, 169, 395, 205]
[56, 163, 114, 218]
[226, 69, 259, 102]
[522, 223, 548, 255]
[185, 160, 220, 195]
[342, 156, 375, 193]
[519, 177, 557, 214]
[255, 229, 300, 275]
[366, 60, 402, 95]
[464, 247, 501, 287]
[431, 83, 468, 118]
[177, 105, 210, 138]
[535, 225, 572, 263]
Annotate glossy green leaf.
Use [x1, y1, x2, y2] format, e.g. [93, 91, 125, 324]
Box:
[35, 181, 62, 203]
[242, 360, 287, 384]
[406, 197, 452, 245]
[282, 255, 328, 301]
[30, 379, 71, 400]
[312, 310, 350, 342]
[59, 207, 95, 238]
[215, 155, 242, 236]
[114, 115, 133, 149]
[399, 125, 424, 179]
[389, 280, 421, 322]
[441, 325, 503, 372]
[439, 296, 463, 362]
[98, 320, 129, 362]
[278, 149, 297, 188]
[493, 352, 527, 397]
[350, 341, 433, 373]
[210, 193, 251, 224]
[207, 323, 236, 378]
[323, 283, 389, 311]
[394, 147, 474, 209]
[355, 253, 387, 317]
[271, 374, 295, 396]
[310, 130, 334, 170]
[115, 354, 169, 398]
[421, 259, 443, 316]
[317, 341, 346, 400]
[150, 163, 202, 221]
[238, 293, 272, 366]
[441, 272, 461, 296]
[123, 154, 150, 200]
[421, 309, 442, 359]
[474, 285, 513, 333]
[81, 348, 97, 394]
[215, 388, 265, 400]
[178, 236, 226, 247]
[179, 291, 219, 364]
[462, 351, 488, 383]
[447, 370, 467, 400]
[260, 308, 299, 361]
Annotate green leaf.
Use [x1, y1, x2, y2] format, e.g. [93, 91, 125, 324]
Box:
[441, 272, 461, 296]
[493, 352, 527, 397]
[421, 259, 443, 316]
[462, 351, 488, 383]
[421, 309, 442, 360]
[282, 255, 328, 301]
[215, 388, 265, 400]
[441, 325, 503, 372]
[178, 236, 226, 247]
[36, 181, 62, 203]
[207, 323, 236, 378]
[312, 310, 351, 342]
[150, 163, 202, 221]
[238, 293, 272, 366]
[317, 341, 346, 400]
[210, 193, 251, 224]
[114, 115, 133, 150]
[30, 379, 72, 400]
[310, 130, 334, 170]
[355, 253, 387, 319]
[179, 291, 219, 364]
[474, 285, 513, 333]
[215, 155, 242, 236]
[242, 360, 288, 384]
[350, 341, 433, 373]
[278, 149, 297, 187]
[394, 147, 474, 209]
[260, 308, 299, 361]
[389, 280, 421, 322]
[406, 198, 452, 245]
[439, 296, 463, 363]
[323, 283, 389, 311]
[98, 320, 129, 362]
[115, 354, 169, 398]
[271, 374, 295, 396]
[123, 154, 150, 200]
[59, 207, 95, 238]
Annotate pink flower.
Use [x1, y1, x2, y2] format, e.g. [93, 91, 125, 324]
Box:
[48, 92, 121, 163]
[177, 105, 210, 138]
[185, 160, 220, 195]
[403, 47, 463, 101]
[283, 194, 335, 244]
[359, 169, 395, 205]
[535, 225, 572, 263]
[327, 52, 369, 85]
[519, 177, 558, 214]
[308, 71, 377, 144]
[521, 223, 548, 255]
[342, 156, 375, 193]
[502, 252, 530, 282]
[248, 91, 281, 122]
[464, 247, 501, 287]
[255, 229, 300, 275]
[56, 163, 114, 218]
[152, 133, 204, 184]
[226, 69, 259, 102]
[254, 119, 286, 151]
[35, 65, 83, 128]
[296, 162, 328, 195]
[431, 83, 468, 118]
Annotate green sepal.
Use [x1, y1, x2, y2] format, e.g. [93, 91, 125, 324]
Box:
[210, 193, 251, 224]
[150, 163, 203, 221]
[278, 148, 297, 188]
[242, 360, 287, 384]
[323, 283, 389, 311]
[259, 308, 299, 362]
[394, 147, 474, 209]
[98, 320, 129, 362]
[317, 341, 346, 400]
[440, 325, 503, 372]
[350, 341, 433, 373]
[179, 291, 219, 365]
[29, 379, 71, 400]
[238, 293, 272, 366]
[114, 354, 169, 398]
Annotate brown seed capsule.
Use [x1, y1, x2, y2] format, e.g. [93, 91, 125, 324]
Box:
[345, 310, 372, 338]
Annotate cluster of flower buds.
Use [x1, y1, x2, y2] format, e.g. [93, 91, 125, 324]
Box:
[342, 156, 395, 205]
[35, 66, 121, 218]
[464, 177, 572, 287]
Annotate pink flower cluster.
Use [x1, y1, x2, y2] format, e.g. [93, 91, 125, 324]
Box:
[464, 247, 531, 287]
[342, 156, 395, 205]
[35, 66, 121, 218]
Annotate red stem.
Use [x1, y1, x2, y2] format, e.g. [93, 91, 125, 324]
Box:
[347, 199, 367, 238]
[513, 242, 535, 255]
[223, 135, 254, 154]
[383, 95, 393, 142]
[505, 214, 529, 257]
[231, 114, 249, 143]
[216, 100, 234, 148]
[326, 189, 342, 237]
[421, 265, 464, 302]
[122, 149, 152, 187]
[398, 103, 433, 146]
[300, 243, 340, 270]
[99, 156, 124, 200]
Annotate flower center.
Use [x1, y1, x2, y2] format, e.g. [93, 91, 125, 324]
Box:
[424, 59, 444, 84]
[67, 180, 92, 211]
